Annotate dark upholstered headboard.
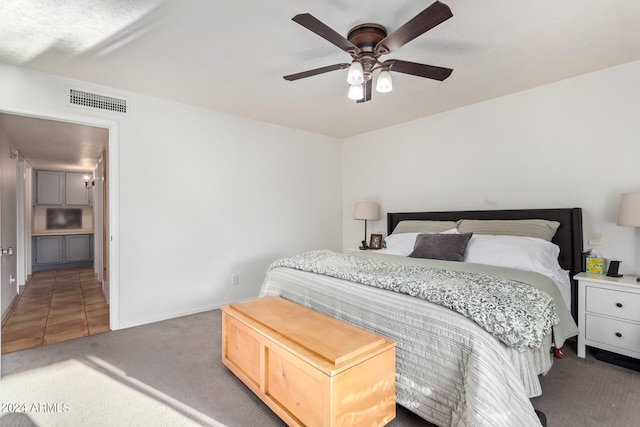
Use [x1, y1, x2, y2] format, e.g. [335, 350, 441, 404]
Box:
[387, 208, 583, 320]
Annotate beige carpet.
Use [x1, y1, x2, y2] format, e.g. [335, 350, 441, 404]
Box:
[0, 358, 211, 426]
[1, 309, 428, 427]
[532, 344, 640, 427]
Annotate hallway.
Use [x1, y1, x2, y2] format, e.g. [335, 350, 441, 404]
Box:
[1, 267, 109, 354]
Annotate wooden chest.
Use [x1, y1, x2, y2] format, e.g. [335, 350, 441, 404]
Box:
[221, 296, 396, 427]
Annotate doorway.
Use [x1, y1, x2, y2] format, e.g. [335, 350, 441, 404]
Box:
[0, 108, 120, 346]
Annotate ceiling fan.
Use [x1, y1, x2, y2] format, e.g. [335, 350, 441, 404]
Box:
[283, 1, 454, 103]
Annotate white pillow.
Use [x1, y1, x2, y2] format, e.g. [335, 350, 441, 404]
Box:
[464, 234, 570, 309]
[464, 234, 561, 274]
[380, 233, 419, 256]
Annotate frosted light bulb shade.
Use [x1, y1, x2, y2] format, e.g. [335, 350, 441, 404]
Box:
[347, 62, 364, 85]
[347, 84, 364, 100]
[376, 70, 393, 93]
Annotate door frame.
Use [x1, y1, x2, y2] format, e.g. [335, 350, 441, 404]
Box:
[0, 106, 121, 330]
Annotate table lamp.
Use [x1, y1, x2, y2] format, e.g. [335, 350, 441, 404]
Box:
[617, 192, 640, 282]
[353, 201, 379, 250]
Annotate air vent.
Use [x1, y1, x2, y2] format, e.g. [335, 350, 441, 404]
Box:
[67, 87, 129, 114]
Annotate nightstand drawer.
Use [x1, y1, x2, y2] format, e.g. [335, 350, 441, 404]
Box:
[586, 286, 640, 322]
[585, 314, 640, 353]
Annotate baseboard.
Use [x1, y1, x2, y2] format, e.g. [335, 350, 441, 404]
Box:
[117, 302, 233, 331]
[1, 292, 22, 325]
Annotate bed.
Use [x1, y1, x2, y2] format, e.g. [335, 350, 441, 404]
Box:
[259, 208, 582, 427]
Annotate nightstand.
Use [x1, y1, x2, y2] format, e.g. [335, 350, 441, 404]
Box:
[575, 272, 640, 359]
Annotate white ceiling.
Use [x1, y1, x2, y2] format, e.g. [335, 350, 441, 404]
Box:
[1, 0, 640, 168]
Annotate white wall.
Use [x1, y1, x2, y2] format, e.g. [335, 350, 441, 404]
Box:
[117, 96, 343, 326]
[0, 63, 343, 328]
[343, 60, 640, 275]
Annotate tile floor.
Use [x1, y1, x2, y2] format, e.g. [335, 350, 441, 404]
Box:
[1, 267, 109, 354]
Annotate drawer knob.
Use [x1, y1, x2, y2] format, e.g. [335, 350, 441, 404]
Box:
[616, 302, 623, 308]
[615, 332, 623, 338]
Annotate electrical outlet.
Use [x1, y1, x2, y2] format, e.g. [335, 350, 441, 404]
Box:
[588, 233, 604, 246]
[231, 273, 239, 285]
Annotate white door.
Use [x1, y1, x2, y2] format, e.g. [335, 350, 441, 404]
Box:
[16, 157, 27, 287]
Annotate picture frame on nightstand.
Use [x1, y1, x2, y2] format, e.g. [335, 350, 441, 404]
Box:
[369, 234, 382, 250]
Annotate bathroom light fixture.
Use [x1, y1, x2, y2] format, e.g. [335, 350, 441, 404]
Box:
[84, 175, 95, 189]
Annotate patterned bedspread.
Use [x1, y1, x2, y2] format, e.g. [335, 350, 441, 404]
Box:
[260, 251, 578, 427]
[269, 250, 558, 350]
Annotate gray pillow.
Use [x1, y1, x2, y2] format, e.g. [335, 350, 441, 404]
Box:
[408, 233, 473, 262]
[392, 220, 458, 234]
[457, 219, 560, 242]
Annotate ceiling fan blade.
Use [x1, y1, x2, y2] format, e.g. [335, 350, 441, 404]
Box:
[356, 79, 372, 103]
[292, 13, 359, 54]
[385, 59, 453, 81]
[375, 1, 453, 54]
[283, 63, 350, 81]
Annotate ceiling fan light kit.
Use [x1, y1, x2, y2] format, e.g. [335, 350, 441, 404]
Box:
[376, 70, 393, 93]
[283, 1, 454, 103]
[347, 62, 364, 85]
[347, 83, 365, 100]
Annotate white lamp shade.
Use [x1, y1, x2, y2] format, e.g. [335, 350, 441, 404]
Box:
[347, 62, 364, 85]
[353, 201, 379, 221]
[347, 83, 364, 100]
[618, 192, 640, 227]
[376, 70, 393, 93]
